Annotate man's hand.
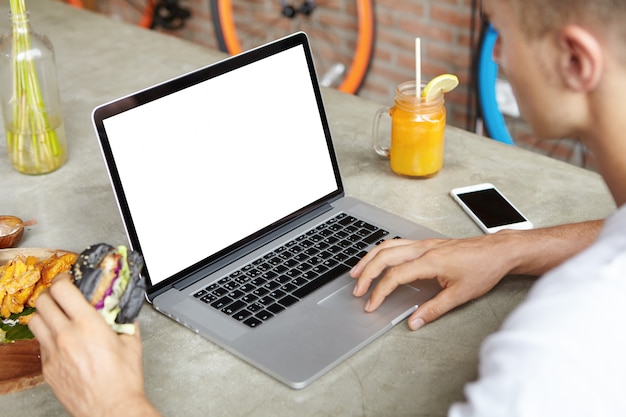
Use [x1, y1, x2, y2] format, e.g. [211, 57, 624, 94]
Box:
[350, 221, 603, 330]
[350, 235, 512, 330]
[28, 273, 160, 417]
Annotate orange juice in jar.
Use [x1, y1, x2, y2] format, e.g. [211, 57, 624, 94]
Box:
[373, 81, 446, 178]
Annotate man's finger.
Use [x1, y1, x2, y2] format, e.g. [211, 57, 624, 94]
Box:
[47, 277, 97, 322]
[407, 286, 472, 330]
[30, 288, 69, 330]
[353, 241, 433, 297]
[364, 257, 439, 312]
[51, 271, 72, 284]
[27, 309, 52, 349]
[350, 239, 414, 278]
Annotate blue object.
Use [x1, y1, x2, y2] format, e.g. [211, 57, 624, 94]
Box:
[477, 24, 515, 145]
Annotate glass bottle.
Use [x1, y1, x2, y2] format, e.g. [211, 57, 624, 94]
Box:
[0, 12, 67, 175]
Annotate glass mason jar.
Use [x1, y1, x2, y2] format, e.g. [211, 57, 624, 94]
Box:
[373, 81, 446, 178]
[0, 12, 67, 175]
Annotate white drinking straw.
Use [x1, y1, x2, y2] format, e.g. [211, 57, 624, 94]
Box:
[415, 37, 421, 98]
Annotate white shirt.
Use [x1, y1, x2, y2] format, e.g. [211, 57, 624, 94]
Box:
[450, 205, 626, 416]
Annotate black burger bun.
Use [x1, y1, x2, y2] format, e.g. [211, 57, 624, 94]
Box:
[115, 249, 146, 324]
[72, 243, 116, 304]
[71, 243, 146, 333]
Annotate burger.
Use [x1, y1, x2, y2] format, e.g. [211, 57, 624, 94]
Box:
[72, 243, 146, 334]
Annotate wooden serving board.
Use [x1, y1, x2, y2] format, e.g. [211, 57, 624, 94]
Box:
[0, 248, 75, 395]
[0, 339, 44, 394]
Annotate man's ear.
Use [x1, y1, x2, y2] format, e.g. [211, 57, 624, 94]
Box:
[557, 25, 603, 92]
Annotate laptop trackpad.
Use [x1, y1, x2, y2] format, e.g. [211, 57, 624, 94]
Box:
[318, 283, 421, 328]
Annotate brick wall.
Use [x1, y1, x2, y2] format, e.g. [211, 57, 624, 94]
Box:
[89, 0, 478, 130]
[84, 0, 596, 171]
[361, 0, 475, 129]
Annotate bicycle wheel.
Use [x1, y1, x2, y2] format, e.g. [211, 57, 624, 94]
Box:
[210, 0, 375, 94]
[70, 1, 190, 30]
[65, 0, 87, 7]
[476, 23, 514, 145]
[66, 0, 156, 28]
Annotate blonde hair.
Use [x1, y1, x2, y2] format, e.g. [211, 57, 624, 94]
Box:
[501, 0, 626, 38]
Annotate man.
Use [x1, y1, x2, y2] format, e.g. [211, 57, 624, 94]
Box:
[352, 0, 626, 414]
[29, 0, 626, 415]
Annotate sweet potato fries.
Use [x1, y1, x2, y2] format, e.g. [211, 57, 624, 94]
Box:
[0, 253, 77, 323]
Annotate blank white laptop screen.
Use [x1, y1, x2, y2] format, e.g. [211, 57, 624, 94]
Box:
[102, 45, 338, 285]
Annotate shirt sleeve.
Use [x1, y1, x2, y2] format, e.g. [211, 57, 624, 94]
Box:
[448, 241, 626, 417]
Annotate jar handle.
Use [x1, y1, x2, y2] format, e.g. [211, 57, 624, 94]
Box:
[372, 107, 391, 157]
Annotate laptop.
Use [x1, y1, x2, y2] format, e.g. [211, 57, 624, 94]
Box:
[92, 32, 443, 389]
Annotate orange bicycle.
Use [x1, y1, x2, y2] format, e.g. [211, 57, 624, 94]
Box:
[210, 0, 375, 94]
[66, 0, 190, 30]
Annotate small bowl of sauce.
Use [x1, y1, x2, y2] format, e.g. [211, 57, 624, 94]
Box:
[0, 216, 25, 249]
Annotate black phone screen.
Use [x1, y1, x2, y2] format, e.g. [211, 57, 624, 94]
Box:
[457, 188, 526, 228]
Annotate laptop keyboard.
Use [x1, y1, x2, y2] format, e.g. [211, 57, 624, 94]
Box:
[192, 213, 392, 328]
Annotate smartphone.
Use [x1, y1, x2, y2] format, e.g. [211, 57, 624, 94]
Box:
[450, 183, 533, 234]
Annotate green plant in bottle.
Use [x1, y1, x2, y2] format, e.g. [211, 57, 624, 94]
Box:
[0, 0, 67, 174]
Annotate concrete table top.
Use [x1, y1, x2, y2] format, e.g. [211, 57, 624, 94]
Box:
[0, 2, 615, 416]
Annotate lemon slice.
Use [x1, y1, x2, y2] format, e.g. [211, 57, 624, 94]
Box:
[421, 74, 459, 101]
